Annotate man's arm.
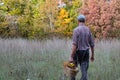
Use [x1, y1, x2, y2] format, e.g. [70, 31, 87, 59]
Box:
[89, 30, 95, 62]
[90, 46, 94, 62]
[70, 44, 77, 61]
[70, 30, 77, 61]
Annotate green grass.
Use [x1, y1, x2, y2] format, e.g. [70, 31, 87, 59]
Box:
[0, 38, 120, 80]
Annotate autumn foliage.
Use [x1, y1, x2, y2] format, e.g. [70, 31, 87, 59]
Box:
[81, 0, 120, 39]
[54, 0, 82, 36]
[0, 0, 120, 39]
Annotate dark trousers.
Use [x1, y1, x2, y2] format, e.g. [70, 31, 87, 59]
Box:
[71, 49, 89, 80]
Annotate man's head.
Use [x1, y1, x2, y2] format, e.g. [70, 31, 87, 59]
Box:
[77, 14, 86, 23]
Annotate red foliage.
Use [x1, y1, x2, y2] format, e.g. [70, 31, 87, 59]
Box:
[80, 0, 120, 38]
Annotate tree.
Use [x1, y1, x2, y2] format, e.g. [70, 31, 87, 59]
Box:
[54, 8, 73, 36]
[113, 0, 120, 38]
[44, 0, 58, 29]
[54, 0, 82, 36]
[80, 0, 120, 39]
[0, 0, 51, 39]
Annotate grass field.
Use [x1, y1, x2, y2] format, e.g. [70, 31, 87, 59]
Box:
[0, 38, 120, 80]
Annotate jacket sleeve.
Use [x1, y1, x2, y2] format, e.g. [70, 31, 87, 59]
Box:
[89, 30, 95, 48]
[72, 30, 78, 46]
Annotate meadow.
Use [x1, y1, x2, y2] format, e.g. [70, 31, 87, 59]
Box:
[0, 38, 120, 80]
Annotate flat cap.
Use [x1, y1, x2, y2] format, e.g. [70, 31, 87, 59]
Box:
[77, 14, 86, 20]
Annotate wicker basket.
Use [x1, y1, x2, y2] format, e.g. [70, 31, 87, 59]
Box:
[64, 66, 79, 77]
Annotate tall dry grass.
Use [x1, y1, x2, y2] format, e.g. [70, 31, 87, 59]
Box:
[0, 38, 120, 80]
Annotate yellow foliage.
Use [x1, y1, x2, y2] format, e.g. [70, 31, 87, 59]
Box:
[54, 8, 74, 36]
[64, 18, 73, 24]
[59, 8, 69, 18]
[60, 8, 66, 15]
[72, 0, 82, 8]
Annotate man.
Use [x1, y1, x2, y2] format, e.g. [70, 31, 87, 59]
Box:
[70, 14, 95, 80]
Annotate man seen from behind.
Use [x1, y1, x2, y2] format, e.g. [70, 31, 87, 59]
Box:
[70, 14, 95, 80]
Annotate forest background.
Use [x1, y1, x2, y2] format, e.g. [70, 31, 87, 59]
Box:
[0, 0, 120, 39]
[0, 0, 120, 80]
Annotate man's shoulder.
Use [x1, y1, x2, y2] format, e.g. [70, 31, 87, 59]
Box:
[83, 25, 89, 29]
[74, 25, 90, 31]
[74, 26, 79, 31]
